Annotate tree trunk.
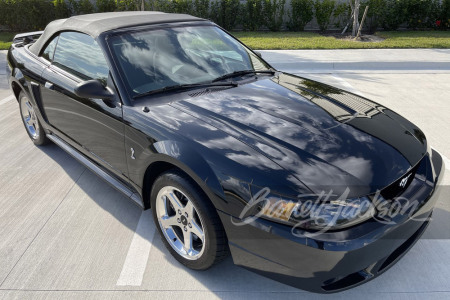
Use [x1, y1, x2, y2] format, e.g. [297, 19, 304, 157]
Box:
[356, 6, 369, 39]
[352, 0, 360, 37]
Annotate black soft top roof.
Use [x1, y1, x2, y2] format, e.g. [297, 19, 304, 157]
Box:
[29, 11, 205, 55]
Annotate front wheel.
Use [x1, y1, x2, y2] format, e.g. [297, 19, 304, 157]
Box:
[18, 92, 49, 146]
[151, 170, 228, 270]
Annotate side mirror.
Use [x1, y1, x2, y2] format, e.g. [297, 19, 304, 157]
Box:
[74, 80, 114, 100]
[254, 51, 262, 58]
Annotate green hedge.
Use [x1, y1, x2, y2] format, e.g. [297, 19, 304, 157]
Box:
[0, 0, 54, 31]
[0, 0, 449, 32]
[360, 0, 445, 31]
[314, 0, 335, 32]
[287, 0, 314, 31]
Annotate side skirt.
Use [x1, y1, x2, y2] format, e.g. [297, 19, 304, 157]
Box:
[46, 133, 144, 208]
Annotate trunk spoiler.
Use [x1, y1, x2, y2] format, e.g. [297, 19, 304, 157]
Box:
[13, 31, 44, 45]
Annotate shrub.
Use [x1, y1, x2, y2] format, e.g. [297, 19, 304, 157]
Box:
[68, 0, 95, 14]
[314, 0, 335, 32]
[96, 0, 117, 12]
[116, 0, 141, 11]
[332, 2, 351, 29]
[428, 0, 442, 28]
[382, 0, 406, 30]
[438, 0, 450, 29]
[243, 0, 264, 31]
[403, 0, 440, 29]
[53, 0, 71, 19]
[263, 0, 285, 31]
[287, 0, 313, 31]
[147, 0, 172, 11]
[0, 1, 7, 27]
[0, 0, 55, 31]
[193, 0, 210, 18]
[79, 0, 95, 13]
[169, 0, 194, 14]
[1, 0, 449, 34]
[210, 0, 240, 30]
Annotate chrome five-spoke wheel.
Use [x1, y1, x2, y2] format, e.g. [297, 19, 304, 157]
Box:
[20, 95, 39, 139]
[151, 170, 228, 269]
[156, 186, 206, 260]
[18, 91, 49, 146]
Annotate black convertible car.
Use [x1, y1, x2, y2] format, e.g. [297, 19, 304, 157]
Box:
[7, 12, 444, 293]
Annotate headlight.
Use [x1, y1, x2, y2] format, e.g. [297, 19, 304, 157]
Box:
[260, 194, 375, 231]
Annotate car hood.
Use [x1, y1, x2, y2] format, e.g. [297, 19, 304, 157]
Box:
[170, 73, 427, 198]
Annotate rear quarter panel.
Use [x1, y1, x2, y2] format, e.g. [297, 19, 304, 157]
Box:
[7, 44, 49, 122]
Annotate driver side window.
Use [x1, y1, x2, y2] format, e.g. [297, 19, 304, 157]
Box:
[52, 32, 109, 85]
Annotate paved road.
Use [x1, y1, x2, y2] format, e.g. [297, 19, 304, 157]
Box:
[0, 49, 449, 300]
[262, 49, 450, 74]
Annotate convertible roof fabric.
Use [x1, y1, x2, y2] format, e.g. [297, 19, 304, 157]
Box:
[29, 11, 204, 55]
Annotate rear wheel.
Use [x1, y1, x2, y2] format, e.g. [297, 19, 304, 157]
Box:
[19, 92, 49, 146]
[151, 170, 228, 270]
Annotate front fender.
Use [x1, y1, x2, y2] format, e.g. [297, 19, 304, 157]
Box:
[152, 140, 225, 200]
[129, 139, 227, 211]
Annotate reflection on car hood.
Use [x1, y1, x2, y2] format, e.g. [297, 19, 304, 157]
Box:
[171, 73, 427, 198]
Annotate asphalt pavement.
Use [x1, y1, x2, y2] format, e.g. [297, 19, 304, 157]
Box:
[0, 49, 449, 300]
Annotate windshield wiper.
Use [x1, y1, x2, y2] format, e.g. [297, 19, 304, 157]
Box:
[133, 81, 238, 99]
[212, 69, 275, 83]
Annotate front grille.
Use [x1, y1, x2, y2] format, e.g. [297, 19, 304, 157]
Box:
[321, 217, 430, 292]
[380, 155, 428, 201]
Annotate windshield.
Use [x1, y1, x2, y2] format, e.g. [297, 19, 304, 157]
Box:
[108, 25, 271, 97]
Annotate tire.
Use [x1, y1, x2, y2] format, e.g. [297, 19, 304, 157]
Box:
[18, 91, 49, 146]
[151, 169, 229, 270]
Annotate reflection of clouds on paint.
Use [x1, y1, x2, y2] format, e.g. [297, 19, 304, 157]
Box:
[187, 86, 346, 161]
[330, 156, 373, 184]
[226, 152, 283, 171]
[201, 136, 238, 150]
[137, 104, 282, 173]
[199, 136, 282, 171]
[177, 93, 360, 192]
[347, 129, 377, 147]
[174, 76, 411, 194]
[257, 143, 285, 159]
[126, 63, 411, 198]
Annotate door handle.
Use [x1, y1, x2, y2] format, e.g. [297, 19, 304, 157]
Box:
[44, 82, 54, 90]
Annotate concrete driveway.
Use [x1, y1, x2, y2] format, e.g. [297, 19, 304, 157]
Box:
[0, 49, 449, 300]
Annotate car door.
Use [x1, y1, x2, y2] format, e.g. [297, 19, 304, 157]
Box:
[39, 31, 128, 178]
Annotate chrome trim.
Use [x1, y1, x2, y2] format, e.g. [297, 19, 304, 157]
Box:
[44, 82, 54, 90]
[47, 133, 144, 208]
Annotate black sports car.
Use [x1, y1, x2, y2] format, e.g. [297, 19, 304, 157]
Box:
[7, 12, 444, 293]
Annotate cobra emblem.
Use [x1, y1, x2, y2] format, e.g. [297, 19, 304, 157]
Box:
[399, 173, 412, 188]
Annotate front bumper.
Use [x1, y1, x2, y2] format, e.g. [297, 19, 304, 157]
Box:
[219, 149, 445, 293]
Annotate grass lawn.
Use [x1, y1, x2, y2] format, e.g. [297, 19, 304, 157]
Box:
[0, 32, 16, 50]
[232, 31, 450, 50]
[2, 30, 450, 50]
